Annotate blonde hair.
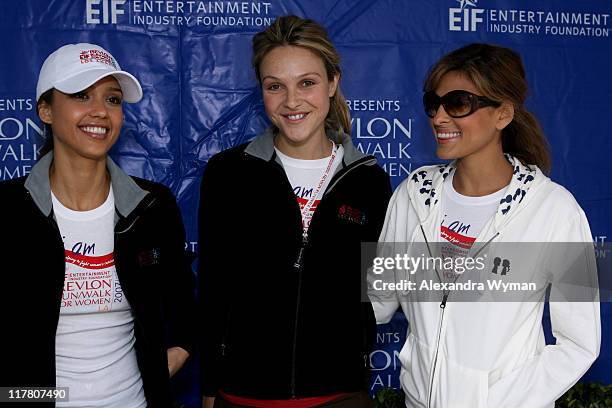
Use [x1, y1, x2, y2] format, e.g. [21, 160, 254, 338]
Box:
[424, 43, 551, 173]
[252, 15, 351, 135]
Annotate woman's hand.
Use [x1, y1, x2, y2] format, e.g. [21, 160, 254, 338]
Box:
[167, 346, 189, 377]
[202, 396, 215, 408]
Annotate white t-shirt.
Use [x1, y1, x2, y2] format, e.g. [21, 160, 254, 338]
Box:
[275, 144, 344, 232]
[52, 189, 146, 408]
[440, 173, 507, 281]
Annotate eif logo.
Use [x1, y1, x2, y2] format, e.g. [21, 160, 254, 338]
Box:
[86, 0, 126, 24]
[449, 0, 484, 32]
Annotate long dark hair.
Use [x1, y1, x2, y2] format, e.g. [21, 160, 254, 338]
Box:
[252, 15, 351, 136]
[424, 43, 551, 173]
[37, 89, 54, 157]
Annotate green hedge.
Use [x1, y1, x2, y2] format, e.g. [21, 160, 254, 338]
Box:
[372, 383, 612, 408]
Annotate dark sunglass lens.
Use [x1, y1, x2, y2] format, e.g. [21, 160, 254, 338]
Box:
[445, 91, 474, 117]
[423, 92, 440, 118]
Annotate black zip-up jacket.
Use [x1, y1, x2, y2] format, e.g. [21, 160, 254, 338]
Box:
[198, 129, 392, 399]
[0, 153, 196, 408]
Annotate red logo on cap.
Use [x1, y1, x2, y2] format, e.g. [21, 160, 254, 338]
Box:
[79, 50, 117, 69]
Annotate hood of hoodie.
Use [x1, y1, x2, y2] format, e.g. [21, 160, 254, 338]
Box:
[406, 154, 547, 232]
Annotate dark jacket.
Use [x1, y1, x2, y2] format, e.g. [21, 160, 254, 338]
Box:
[198, 129, 393, 399]
[0, 153, 196, 408]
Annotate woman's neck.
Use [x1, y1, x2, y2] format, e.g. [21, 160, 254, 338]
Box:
[274, 132, 333, 160]
[453, 154, 513, 197]
[50, 152, 110, 211]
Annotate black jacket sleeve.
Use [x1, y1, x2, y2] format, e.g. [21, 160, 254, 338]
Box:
[369, 166, 393, 242]
[362, 165, 393, 356]
[155, 183, 197, 355]
[197, 154, 231, 397]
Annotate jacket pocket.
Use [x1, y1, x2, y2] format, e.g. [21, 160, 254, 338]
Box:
[399, 334, 490, 408]
[435, 352, 489, 408]
[398, 333, 429, 407]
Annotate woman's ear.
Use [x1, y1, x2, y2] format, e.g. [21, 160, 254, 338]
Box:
[328, 73, 340, 98]
[38, 101, 53, 125]
[496, 101, 514, 131]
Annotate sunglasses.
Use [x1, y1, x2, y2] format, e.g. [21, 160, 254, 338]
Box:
[423, 90, 501, 118]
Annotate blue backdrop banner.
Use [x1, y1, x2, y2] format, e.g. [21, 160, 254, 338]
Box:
[1, 1, 610, 406]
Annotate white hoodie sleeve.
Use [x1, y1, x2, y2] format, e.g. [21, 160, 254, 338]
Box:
[487, 210, 601, 408]
[368, 183, 405, 324]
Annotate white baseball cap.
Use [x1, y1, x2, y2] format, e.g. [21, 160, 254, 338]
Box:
[36, 43, 143, 103]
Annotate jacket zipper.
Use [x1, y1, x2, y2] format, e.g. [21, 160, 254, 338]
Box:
[290, 233, 308, 398]
[419, 225, 445, 408]
[427, 300, 446, 408]
[267, 157, 306, 398]
[423, 228, 499, 408]
[286, 155, 375, 398]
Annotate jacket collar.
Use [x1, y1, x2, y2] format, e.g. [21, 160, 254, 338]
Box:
[408, 154, 543, 230]
[24, 151, 148, 218]
[244, 127, 368, 167]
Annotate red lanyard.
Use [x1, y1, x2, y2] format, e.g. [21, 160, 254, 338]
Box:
[300, 142, 338, 238]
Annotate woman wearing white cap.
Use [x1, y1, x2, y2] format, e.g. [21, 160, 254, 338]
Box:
[0, 43, 195, 407]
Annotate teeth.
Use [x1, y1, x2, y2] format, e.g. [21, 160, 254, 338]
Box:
[287, 113, 306, 120]
[81, 126, 107, 135]
[437, 131, 461, 139]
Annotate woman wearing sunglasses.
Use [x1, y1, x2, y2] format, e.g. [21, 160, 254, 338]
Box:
[198, 15, 392, 408]
[0, 43, 195, 407]
[369, 43, 600, 407]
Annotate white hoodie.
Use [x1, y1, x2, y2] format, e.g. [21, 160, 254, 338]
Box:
[369, 156, 600, 408]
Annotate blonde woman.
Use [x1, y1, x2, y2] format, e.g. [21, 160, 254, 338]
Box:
[198, 15, 392, 408]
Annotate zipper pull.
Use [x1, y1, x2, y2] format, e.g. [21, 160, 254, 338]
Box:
[221, 343, 226, 357]
[363, 353, 369, 368]
[440, 292, 449, 309]
[293, 234, 308, 272]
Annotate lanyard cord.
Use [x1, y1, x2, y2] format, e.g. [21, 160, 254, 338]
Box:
[299, 141, 338, 239]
